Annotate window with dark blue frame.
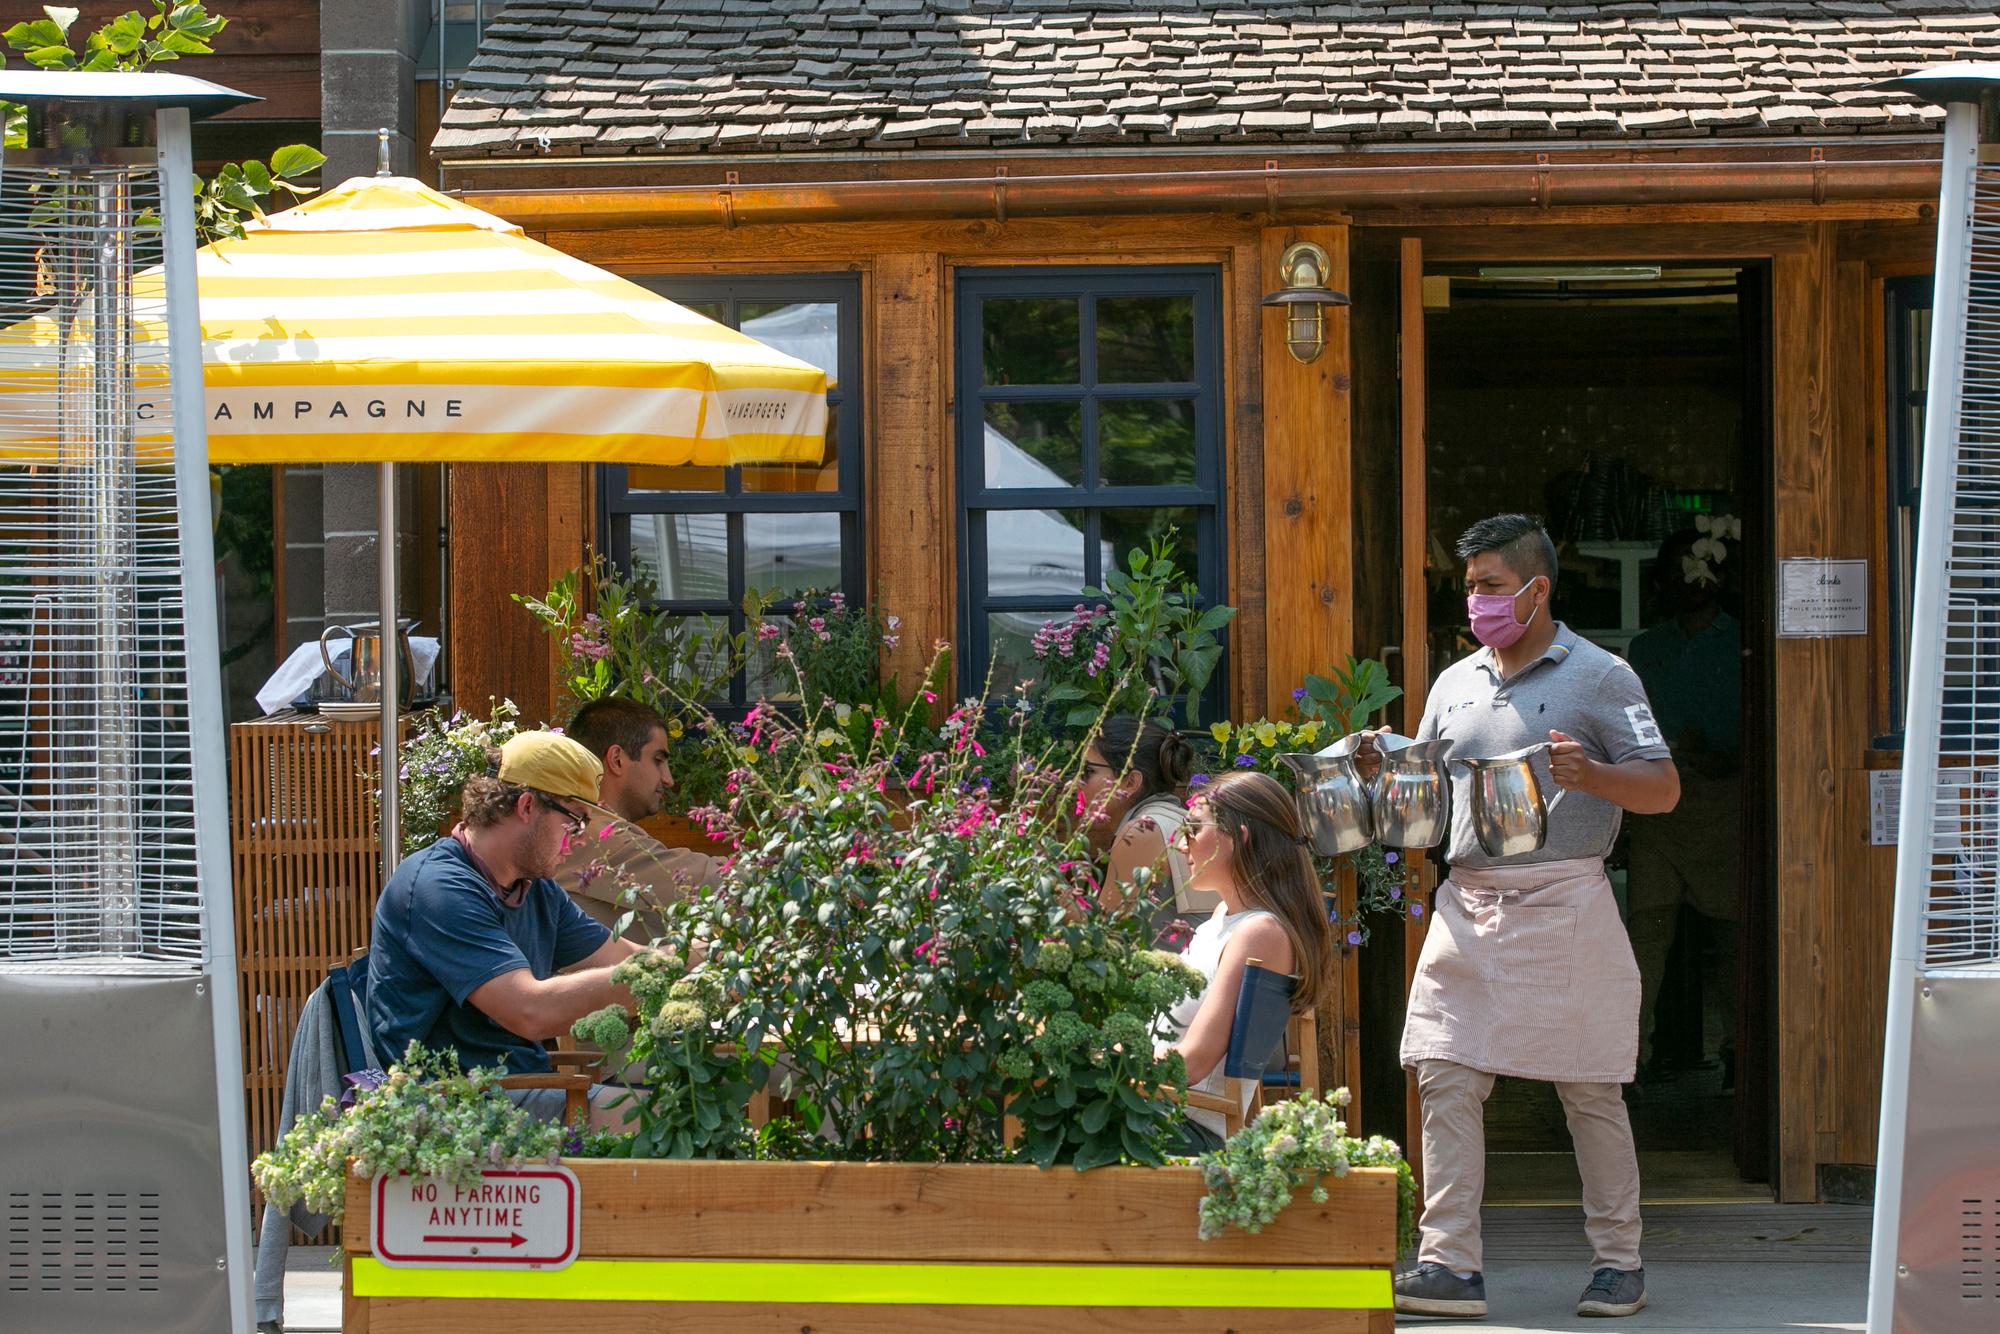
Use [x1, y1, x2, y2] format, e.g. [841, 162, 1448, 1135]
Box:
[598, 275, 861, 706]
[1882, 274, 1932, 745]
[955, 268, 1226, 708]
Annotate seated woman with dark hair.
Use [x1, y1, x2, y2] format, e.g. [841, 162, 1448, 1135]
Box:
[1162, 770, 1335, 1149]
[1077, 717, 1204, 929]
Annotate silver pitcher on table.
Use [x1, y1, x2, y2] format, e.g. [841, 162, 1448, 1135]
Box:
[319, 619, 420, 706]
[1371, 733, 1454, 849]
[1450, 742, 1568, 859]
[1279, 737, 1375, 857]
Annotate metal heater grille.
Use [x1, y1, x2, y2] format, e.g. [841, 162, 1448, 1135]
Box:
[1923, 163, 2000, 972]
[0, 160, 205, 964]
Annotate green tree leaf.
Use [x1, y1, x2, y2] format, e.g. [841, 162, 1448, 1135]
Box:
[269, 143, 327, 179]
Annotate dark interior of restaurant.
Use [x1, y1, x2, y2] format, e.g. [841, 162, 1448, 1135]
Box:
[1386, 262, 1773, 1203]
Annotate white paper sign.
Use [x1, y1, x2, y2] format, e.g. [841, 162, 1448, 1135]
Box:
[1778, 559, 1868, 637]
[372, 1166, 580, 1270]
[1870, 769, 1900, 846]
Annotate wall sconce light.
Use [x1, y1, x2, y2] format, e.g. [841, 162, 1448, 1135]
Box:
[1261, 241, 1351, 364]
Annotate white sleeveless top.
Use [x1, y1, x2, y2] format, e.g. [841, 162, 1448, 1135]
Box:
[1164, 905, 1279, 1139]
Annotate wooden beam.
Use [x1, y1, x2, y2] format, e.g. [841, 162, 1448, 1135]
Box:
[1259, 223, 1355, 703]
[868, 256, 949, 688]
[446, 465, 554, 726]
[1397, 236, 1431, 1182]
[1228, 242, 1268, 725]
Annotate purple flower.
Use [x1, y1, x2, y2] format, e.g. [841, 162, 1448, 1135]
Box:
[1346, 930, 1363, 947]
[1383, 851, 1399, 864]
[1388, 886, 1402, 901]
[1410, 902, 1425, 918]
[1293, 686, 1308, 702]
[1189, 773, 1210, 786]
[1234, 754, 1256, 768]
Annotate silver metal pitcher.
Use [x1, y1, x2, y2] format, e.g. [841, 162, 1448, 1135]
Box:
[1371, 733, 1454, 849]
[1279, 737, 1375, 857]
[319, 619, 419, 706]
[1450, 742, 1569, 859]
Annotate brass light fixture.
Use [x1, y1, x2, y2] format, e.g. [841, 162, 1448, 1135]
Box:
[1261, 241, 1351, 364]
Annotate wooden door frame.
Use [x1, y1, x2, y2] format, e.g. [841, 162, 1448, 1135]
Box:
[1358, 216, 1856, 1202]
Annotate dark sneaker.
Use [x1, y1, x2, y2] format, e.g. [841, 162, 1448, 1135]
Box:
[1577, 1266, 1648, 1317]
[1394, 1262, 1488, 1317]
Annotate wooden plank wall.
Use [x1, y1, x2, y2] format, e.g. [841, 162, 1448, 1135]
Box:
[69, 1, 321, 121]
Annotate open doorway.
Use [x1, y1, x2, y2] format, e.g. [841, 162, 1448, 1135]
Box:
[1415, 261, 1775, 1202]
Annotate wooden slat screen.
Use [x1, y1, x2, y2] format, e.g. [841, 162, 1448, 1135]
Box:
[231, 713, 403, 1242]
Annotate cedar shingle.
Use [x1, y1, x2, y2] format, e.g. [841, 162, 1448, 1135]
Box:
[437, 2, 2000, 158]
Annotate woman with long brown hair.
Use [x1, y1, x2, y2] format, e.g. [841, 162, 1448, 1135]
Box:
[1163, 770, 1336, 1147]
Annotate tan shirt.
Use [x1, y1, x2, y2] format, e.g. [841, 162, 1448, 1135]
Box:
[554, 821, 723, 944]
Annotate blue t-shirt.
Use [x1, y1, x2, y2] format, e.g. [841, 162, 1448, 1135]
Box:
[366, 835, 611, 1074]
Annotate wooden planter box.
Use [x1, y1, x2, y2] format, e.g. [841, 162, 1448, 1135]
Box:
[342, 1159, 1397, 1332]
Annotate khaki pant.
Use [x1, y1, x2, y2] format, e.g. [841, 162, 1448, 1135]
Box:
[1414, 1059, 1643, 1274]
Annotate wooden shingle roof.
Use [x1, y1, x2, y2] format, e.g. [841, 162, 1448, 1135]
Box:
[434, 1, 2000, 160]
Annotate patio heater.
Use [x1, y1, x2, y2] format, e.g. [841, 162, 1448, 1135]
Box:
[0, 73, 256, 1333]
[1869, 63, 2000, 1333]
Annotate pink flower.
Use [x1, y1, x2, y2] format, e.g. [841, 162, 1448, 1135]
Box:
[808, 616, 827, 633]
[922, 690, 936, 703]
[757, 623, 780, 641]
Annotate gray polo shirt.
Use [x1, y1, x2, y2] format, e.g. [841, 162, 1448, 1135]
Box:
[1417, 624, 1673, 868]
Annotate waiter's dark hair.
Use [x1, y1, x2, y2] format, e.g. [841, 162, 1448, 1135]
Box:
[569, 697, 668, 765]
[1191, 772, 1335, 1014]
[1094, 716, 1198, 799]
[1456, 513, 1559, 592]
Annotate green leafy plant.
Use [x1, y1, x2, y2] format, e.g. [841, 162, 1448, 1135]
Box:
[2, 5, 327, 241]
[1031, 530, 1234, 729]
[250, 1042, 562, 1224]
[614, 651, 1198, 1167]
[1297, 656, 1403, 738]
[383, 699, 520, 857]
[516, 556, 761, 811]
[572, 951, 757, 1160]
[1196, 1088, 1416, 1252]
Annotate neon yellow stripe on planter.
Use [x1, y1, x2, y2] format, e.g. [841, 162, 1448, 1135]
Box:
[350, 1257, 1392, 1309]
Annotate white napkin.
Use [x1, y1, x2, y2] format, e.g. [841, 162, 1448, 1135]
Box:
[255, 635, 441, 715]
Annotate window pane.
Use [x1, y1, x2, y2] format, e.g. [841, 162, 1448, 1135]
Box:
[625, 463, 726, 493]
[983, 297, 1079, 385]
[984, 507, 1096, 599]
[1096, 295, 1194, 383]
[986, 611, 1061, 695]
[742, 404, 841, 494]
[740, 300, 841, 384]
[677, 299, 728, 324]
[1101, 507, 1198, 577]
[985, 401, 1082, 488]
[744, 512, 842, 596]
[1099, 399, 1197, 488]
[627, 513, 729, 602]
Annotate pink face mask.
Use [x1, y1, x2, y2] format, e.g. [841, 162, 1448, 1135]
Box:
[1467, 578, 1543, 649]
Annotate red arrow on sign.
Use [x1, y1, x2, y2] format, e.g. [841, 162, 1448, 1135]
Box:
[423, 1232, 525, 1247]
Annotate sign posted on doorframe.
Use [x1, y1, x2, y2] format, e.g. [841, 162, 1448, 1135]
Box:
[1777, 558, 1868, 638]
[372, 1166, 581, 1269]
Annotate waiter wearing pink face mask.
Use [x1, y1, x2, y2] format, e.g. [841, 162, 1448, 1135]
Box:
[1355, 514, 1680, 1322]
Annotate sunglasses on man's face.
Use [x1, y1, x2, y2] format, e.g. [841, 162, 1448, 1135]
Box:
[532, 790, 587, 837]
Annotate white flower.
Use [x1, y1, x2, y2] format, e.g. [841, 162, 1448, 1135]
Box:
[1682, 555, 1720, 587]
[1691, 536, 1727, 564]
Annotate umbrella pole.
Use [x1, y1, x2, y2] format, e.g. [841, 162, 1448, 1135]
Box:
[379, 461, 401, 881]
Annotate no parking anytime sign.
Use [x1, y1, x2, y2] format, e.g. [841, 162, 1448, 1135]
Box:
[372, 1166, 581, 1269]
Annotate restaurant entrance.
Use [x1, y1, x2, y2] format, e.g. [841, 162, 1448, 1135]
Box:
[1355, 247, 1778, 1204]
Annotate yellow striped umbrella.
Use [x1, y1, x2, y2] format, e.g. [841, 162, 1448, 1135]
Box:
[0, 172, 827, 870]
[0, 174, 830, 465]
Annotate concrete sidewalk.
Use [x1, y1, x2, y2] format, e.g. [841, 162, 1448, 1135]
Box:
[278, 1202, 1870, 1332]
